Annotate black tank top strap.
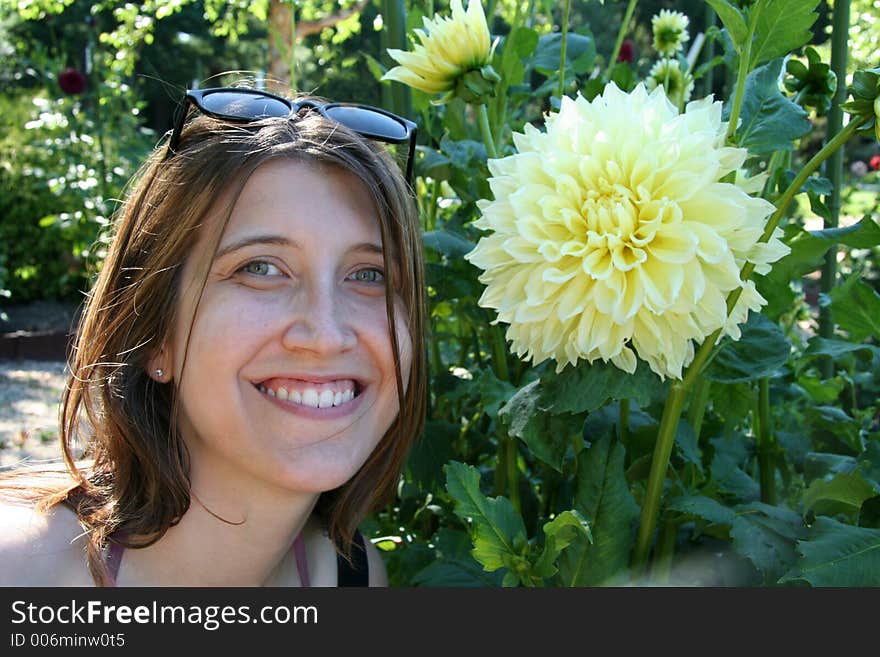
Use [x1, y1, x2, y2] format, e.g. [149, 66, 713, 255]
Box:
[336, 530, 369, 587]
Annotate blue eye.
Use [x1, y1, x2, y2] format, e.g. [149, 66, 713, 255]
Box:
[240, 261, 280, 276]
[349, 268, 384, 284]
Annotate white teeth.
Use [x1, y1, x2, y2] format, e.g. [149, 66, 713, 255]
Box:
[301, 389, 320, 408]
[261, 383, 358, 408]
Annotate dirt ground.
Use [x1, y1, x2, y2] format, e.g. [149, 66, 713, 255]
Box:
[0, 359, 68, 468]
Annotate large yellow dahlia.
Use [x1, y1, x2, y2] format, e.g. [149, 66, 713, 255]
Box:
[465, 83, 789, 380]
[382, 0, 496, 102]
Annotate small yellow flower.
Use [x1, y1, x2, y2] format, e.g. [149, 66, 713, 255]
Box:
[646, 59, 694, 108]
[382, 0, 497, 103]
[652, 9, 689, 57]
[465, 83, 789, 380]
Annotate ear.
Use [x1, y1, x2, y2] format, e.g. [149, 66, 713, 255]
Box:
[146, 349, 172, 383]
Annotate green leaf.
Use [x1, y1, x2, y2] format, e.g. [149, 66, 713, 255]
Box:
[532, 510, 592, 579]
[749, 0, 821, 70]
[558, 435, 639, 585]
[735, 59, 811, 153]
[407, 420, 457, 491]
[829, 276, 880, 341]
[803, 472, 879, 522]
[706, 312, 791, 383]
[542, 360, 665, 415]
[706, 0, 748, 51]
[805, 406, 863, 455]
[444, 461, 528, 573]
[810, 216, 880, 249]
[712, 451, 761, 502]
[667, 495, 738, 527]
[675, 422, 704, 476]
[422, 229, 474, 257]
[781, 517, 880, 586]
[500, 381, 581, 471]
[802, 337, 880, 361]
[530, 33, 596, 76]
[731, 502, 806, 584]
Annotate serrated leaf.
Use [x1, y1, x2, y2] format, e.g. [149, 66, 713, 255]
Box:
[735, 59, 811, 153]
[558, 435, 639, 585]
[706, 0, 748, 51]
[532, 510, 592, 579]
[829, 276, 880, 341]
[444, 461, 528, 572]
[803, 472, 879, 522]
[731, 502, 806, 584]
[675, 422, 704, 475]
[780, 517, 880, 586]
[712, 452, 761, 502]
[706, 312, 791, 383]
[667, 495, 738, 526]
[541, 360, 665, 415]
[500, 380, 580, 471]
[749, 0, 821, 70]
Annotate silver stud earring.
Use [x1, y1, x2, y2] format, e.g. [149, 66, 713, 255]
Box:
[155, 368, 164, 379]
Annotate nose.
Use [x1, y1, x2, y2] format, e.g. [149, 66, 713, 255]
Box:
[280, 277, 357, 355]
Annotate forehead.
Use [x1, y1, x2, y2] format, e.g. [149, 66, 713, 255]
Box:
[194, 159, 391, 259]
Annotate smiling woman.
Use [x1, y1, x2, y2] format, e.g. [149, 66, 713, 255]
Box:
[0, 87, 426, 587]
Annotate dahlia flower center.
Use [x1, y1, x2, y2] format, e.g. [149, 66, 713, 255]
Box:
[579, 177, 649, 274]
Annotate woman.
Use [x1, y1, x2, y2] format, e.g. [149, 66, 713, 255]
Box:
[0, 87, 426, 586]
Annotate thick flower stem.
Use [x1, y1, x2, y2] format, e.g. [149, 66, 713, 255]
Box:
[756, 377, 777, 505]
[557, 0, 571, 99]
[632, 382, 687, 570]
[604, 0, 638, 80]
[476, 103, 498, 159]
[686, 376, 711, 444]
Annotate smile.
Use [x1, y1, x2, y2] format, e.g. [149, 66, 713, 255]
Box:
[255, 378, 361, 409]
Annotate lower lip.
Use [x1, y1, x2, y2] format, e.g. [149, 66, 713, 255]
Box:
[255, 385, 367, 420]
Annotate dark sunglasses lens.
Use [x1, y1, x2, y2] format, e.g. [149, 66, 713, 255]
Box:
[201, 91, 291, 119]
[324, 106, 408, 141]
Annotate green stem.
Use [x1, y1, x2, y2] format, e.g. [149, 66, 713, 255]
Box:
[632, 383, 687, 570]
[619, 398, 630, 445]
[649, 519, 678, 584]
[476, 103, 498, 159]
[819, 0, 851, 379]
[557, 0, 571, 99]
[756, 377, 776, 505]
[604, 0, 638, 80]
[725, 8, 760, 143]
[426, 178, 441, 230]
[506, 435, 521, 513]
[686, 376, 711, 444]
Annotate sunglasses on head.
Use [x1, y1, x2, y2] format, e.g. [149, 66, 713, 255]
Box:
[166, 87, 418, 183]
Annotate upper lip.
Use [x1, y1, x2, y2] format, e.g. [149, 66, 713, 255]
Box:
[253, 373, 366, 386]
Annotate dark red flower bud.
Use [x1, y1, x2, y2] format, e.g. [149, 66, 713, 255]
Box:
[58, 68, 87, 95]
[617, 39, 635, 63]
[870, 154, 880, 171]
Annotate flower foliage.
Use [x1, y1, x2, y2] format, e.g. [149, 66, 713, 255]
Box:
[651, 9, 689, 57]
[465, 83, 790, 380]
[382, 0, 498, 104]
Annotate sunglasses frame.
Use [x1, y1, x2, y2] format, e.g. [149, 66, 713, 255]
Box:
[166, 87, 418, 183]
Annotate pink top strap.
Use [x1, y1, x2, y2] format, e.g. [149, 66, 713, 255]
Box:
[104, 534, 310, 586]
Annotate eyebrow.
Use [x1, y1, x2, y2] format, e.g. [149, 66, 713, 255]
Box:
[213, 234, 385, 260]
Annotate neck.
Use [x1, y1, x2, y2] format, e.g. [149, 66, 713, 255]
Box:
[116, 474, 320, 586]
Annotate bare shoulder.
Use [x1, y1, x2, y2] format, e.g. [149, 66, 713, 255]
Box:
[0, 501, 93, 586]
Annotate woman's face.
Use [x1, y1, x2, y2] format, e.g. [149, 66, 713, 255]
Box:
[164, 159, 411, 497]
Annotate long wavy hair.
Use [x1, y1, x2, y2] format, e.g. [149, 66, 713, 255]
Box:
[0, 95, 427, 586]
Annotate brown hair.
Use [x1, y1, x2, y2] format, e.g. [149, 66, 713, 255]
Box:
[1, 94, 426, 586]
